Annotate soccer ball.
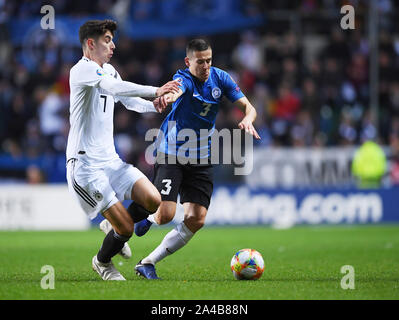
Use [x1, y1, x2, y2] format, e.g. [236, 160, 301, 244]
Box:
[230, 249, 264, 280]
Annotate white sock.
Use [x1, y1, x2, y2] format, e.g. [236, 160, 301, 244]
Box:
[142, 222, 194, 265]
[147, 213, 158, 225]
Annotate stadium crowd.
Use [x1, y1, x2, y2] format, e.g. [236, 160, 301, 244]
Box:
[1, 0, 399, 183]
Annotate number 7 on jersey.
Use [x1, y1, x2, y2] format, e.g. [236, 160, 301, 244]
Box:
[100, 94, 107, 112]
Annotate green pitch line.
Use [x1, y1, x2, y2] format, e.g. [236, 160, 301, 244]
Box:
[0, 225, 398, 300]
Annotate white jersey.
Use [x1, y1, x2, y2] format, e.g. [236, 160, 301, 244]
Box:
[67, 57, 157, 166]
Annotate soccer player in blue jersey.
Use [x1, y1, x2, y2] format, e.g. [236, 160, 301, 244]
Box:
[134, 39, 260, 279]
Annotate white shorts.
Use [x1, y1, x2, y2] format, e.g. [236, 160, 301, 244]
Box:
[66, 158, 145, 220]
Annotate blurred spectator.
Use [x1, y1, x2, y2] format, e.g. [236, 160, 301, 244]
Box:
[232, 30, 262, 74]
[22, 119, 46, 158]
[274, 82, 300, 121]
[322, 28, 351, 64]
[281, 57, 299, 88]
[352, 140, 387, 188]
[301, 78, 321, 129]
[37, 88, 67, 153]
[338, 111, 357, 145]
[270, 82, 300, 145]
[290, 110, 314, 146]
[321, 57, 342, 90]
[26, 165, 45, 184]
[389, 119, 399, 184]
[359, 110, 378, 143]
[347, 52, 368, 92]
[7, 91, 29, 144]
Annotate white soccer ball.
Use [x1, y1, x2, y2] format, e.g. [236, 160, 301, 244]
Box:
[230, 248, 265, 280]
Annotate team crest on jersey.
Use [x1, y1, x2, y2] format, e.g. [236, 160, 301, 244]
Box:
[96, 69, 105, 76]
[93, 190, 103, 201]
[212, 87, 221, 99]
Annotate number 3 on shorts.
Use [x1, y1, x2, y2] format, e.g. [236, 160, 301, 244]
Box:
[161, 179, 172, 195]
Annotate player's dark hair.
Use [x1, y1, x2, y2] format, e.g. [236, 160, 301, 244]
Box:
[186, 39, 211, 55]
[79, 19, 117, 46]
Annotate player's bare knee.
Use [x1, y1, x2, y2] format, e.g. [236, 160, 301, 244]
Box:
[184, 216, 205, 233]
[150, 192, 162, 212]
[158, 213, 174, 225]
[157, 207, 175, 225]
[195, 218, 205, 230]
[114, 223, 134, 238]
[144, 190, 161, 213]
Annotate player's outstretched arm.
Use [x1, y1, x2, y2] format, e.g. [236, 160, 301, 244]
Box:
[234, 96, 261, 140]
[99, 76, 179, 98]
[117, 82, 179, 114]
[99, 75, 158, 98]
[119, 96, 168, 114]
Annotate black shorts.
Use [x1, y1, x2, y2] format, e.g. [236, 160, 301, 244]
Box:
[153, 161, 214, 210]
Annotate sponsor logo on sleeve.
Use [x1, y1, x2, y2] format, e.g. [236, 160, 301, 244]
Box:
[175, 77, 183, 84]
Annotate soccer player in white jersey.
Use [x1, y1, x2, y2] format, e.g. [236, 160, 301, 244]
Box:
[66, 20, 179, 280]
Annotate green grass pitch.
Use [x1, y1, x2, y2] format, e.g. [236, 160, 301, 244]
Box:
[0, 225, 398, 300]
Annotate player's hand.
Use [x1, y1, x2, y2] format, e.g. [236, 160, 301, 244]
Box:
[163, 92, 179, 105]
[156, 80, 180, 97]
[238, 118, 261, 140]
[153, 96, 168, 113]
